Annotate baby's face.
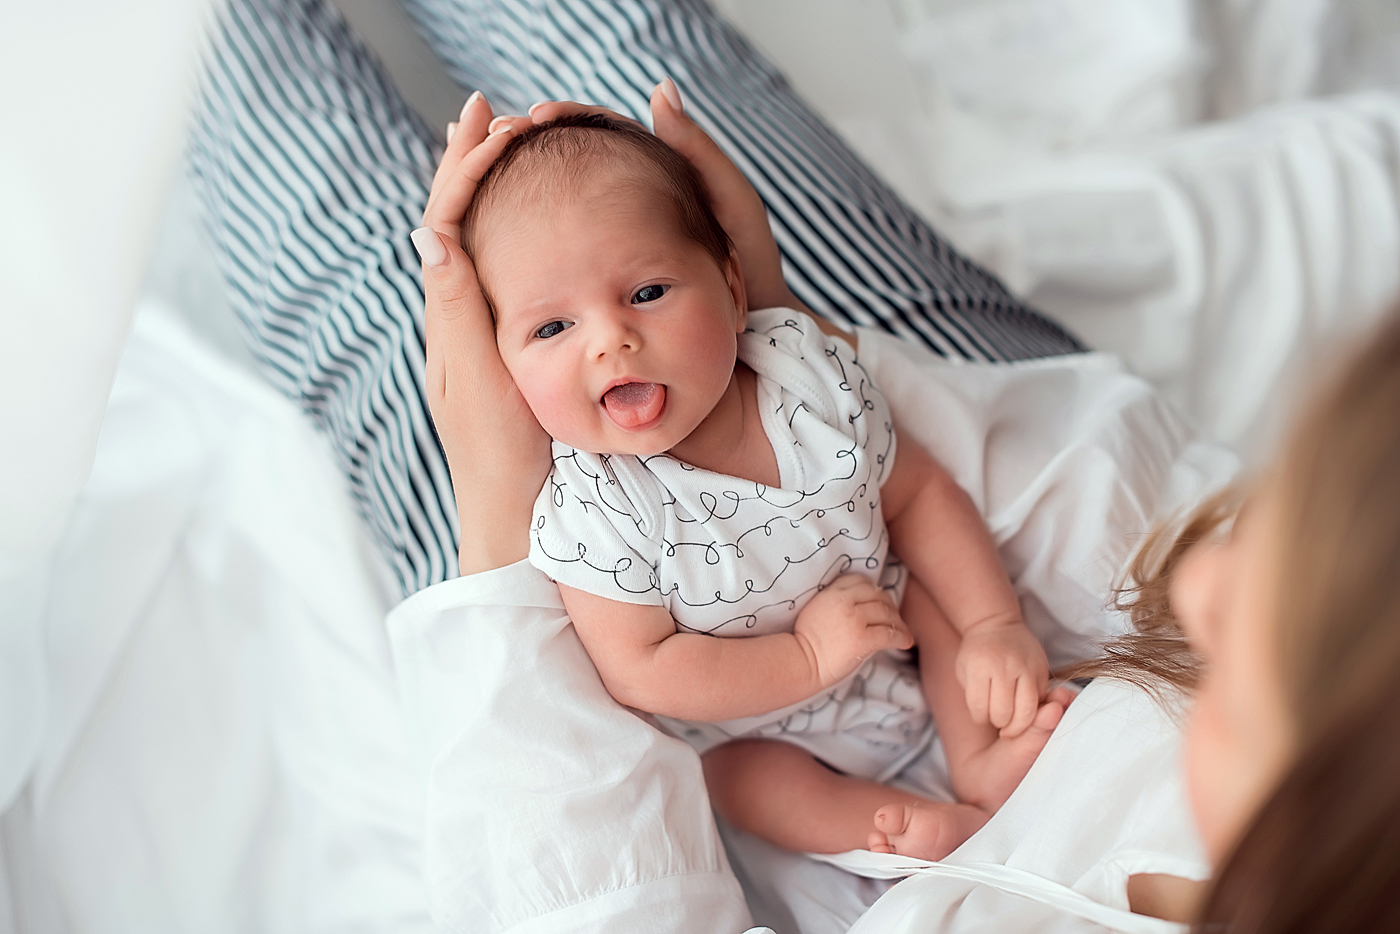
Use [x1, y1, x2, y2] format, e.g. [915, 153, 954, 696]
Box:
[478, 173, 746, 457]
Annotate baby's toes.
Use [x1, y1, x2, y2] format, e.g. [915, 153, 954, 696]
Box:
[873, 802, 912, 836]
[1036, 697, 1064, 733]
[867, 829, 895, 854]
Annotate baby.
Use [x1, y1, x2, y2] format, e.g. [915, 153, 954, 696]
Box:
[464, 113, 1070, 859]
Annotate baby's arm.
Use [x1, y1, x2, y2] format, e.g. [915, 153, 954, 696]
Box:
[560, 575, 911, 722]
[881, 431, 1050, 736]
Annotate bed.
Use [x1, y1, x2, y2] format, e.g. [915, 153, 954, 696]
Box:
[3, 1, 1398, 931]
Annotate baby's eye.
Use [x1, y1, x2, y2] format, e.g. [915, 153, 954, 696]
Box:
[631, 284, 670, 304]
[535, 320, 572, 340]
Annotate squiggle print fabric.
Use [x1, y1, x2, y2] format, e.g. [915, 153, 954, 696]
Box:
[530, 309, 931, 777]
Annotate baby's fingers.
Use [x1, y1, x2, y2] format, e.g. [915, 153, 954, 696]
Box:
[987, 674, 1017, 732]
[999, 676, 1041, 738]
[964, 676, 992, 727]
[883, 612, 915, 650]
[859, 609, 913, 652]
[855, 620, 908, 657]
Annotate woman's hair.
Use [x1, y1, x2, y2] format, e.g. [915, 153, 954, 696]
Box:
[1057, 488, 1238, 700]
[1197, 306, 1400, 932]
[463, 112, 733, 296]
[1082, 307, 1400, 931]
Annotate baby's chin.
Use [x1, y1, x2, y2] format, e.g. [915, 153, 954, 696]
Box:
[545, 422, 681, 458]
[552, 435, 673, 457]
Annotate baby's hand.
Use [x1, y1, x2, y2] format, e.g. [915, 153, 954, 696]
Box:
[955, 620, 1050, 737]
[793, 575, 914, 688]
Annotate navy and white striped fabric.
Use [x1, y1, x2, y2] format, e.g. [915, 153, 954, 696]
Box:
[189, 0, 1083, 597]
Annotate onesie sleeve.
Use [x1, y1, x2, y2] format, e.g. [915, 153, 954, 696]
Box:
[742, 308, 898, 488]
[528, 446, 666, 607]
[816, 320, 898, 489]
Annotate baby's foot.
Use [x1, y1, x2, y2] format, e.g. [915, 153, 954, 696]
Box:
[955, 686, 1074, 810]
[867, 801, 989, 861]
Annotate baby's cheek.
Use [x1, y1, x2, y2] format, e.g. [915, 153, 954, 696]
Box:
[526, 379, 591, 445]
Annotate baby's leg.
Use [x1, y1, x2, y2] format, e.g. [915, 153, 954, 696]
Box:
[702, 740, 987, 859]
[903, 579, 1071, 811]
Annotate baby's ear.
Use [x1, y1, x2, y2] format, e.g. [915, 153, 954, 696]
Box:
[726, 246, 748, 331]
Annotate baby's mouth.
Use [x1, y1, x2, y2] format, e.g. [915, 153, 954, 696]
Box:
[602, 381, 666, 430]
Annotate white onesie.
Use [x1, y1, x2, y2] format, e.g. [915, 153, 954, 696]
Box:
[529, 308, 932, 780]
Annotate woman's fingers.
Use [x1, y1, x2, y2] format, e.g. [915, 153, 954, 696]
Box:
[413, 93, 555, 575]
[411, 222, 552, 572]
[527, 99, 647, 130]
[648, 79, 793, 311]
[422, 119, 527, 241]
[424, 92, 492, 222]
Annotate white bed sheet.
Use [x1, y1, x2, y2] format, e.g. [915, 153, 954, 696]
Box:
[387, 326, 1234, 934]
[3, 305, 433, 933]
[9, 295, 1231, 933]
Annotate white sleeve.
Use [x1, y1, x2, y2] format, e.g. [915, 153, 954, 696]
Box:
[745, 309, 898, 488]
[815, 321, 898, 489]
[528, 448, 666, 606]
[386, 562, 759, 933]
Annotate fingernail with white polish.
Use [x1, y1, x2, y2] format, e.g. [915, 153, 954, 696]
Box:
[445, 121, 457, 144]
[459, 90, 482, 121]
[489, 115, 511, 133]
[410, 227, 448, 267]
[659, 77, 683, 113]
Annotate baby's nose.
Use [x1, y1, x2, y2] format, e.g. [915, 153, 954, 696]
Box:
[590, 309, 641, 356]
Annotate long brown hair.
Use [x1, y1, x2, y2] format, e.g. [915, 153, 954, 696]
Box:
[1057, 487, 1239, 700]
[1083, 307, 1400, 931]
[1195, 306, 1400, 932]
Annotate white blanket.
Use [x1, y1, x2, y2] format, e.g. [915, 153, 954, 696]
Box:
[14, 290, 1225, 934]
[6, 305, 432, 932]
[714, 0, 1400, 461]
[388, 326, 1235, 933]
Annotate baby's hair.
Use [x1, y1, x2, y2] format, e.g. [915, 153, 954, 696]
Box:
[464, 112, 734, 298]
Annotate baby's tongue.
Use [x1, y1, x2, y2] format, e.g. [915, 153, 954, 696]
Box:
[603, 381, 665, 429]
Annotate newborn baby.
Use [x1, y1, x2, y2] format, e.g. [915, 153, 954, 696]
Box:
[464, 113, 1070, 859]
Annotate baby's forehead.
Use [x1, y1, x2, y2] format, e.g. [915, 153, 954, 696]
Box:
[490, 142, 666, 213]
[473, 154, 678, 258]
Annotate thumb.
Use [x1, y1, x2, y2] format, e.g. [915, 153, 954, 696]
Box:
[411, 225, 499, 406]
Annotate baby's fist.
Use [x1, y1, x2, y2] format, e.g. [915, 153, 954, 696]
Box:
[955, 621, 1049, 737]
[794, 574, 913, 688]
